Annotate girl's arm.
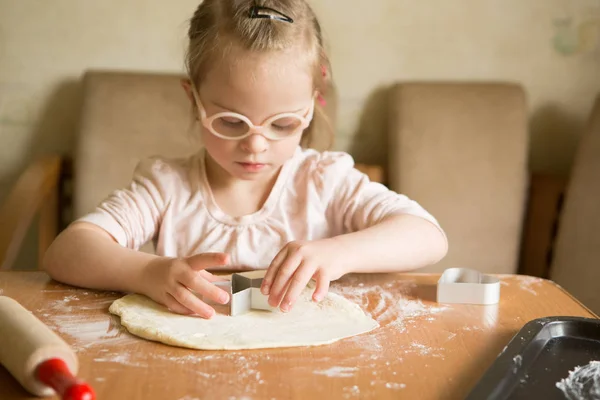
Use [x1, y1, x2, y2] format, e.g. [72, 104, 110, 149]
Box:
[330, 213, 447, 274]
[322, 154, 448, 273]
[43, 222, 155, 294]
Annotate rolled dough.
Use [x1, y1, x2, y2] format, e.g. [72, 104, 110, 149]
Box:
[109, 286, 378, 350]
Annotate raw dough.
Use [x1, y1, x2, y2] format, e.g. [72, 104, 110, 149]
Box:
[109, 286, 379, 350]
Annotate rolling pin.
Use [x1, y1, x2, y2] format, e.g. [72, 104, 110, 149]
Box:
[0, 296, 95, 399]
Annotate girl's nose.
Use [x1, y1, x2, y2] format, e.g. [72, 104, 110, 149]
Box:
[240, 133, 268, 153]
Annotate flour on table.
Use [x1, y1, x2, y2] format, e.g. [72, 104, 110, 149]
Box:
[40, 293, 134, 352]
[514, 275, 544, 296]
[499, 275, 544, 296]
[313, 366, 358, 378]
[331, 276, 448, 336]
[385, 382, 406, 390]
[343, 385, 360, 399]
[109, 285, 379, 350]
[556, 360, 600, 400]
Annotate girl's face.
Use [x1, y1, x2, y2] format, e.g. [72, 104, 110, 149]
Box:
[186, 46, 314, 182]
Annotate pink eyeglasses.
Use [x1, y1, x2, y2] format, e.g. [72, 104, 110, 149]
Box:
[192, 88, 316, 141]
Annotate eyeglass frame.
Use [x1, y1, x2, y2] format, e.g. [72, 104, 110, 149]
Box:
[191, 86, 316, 141]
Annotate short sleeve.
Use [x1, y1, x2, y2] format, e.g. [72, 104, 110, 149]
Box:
[77, 157, 175, 250]
[314, 151, 444, 235]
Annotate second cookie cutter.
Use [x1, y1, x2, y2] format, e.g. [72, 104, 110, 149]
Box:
[437, 267, 501, 305]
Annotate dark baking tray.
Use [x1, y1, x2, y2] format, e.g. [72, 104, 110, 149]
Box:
[465, 316, 600, 400]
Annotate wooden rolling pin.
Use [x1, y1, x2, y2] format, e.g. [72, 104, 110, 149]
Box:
[0, 296, 95, 399]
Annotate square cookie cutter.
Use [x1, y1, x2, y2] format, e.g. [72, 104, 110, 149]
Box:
[437, 268, 500, 305]
[202, 270, 276, 316]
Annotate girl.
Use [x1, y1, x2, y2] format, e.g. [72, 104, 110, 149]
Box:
[44, 0, 447, 319]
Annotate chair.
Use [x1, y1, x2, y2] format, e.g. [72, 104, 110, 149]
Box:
[387, 82, 529, 274]
[0, 70, 380, 270]
[550, 94, 600, 313]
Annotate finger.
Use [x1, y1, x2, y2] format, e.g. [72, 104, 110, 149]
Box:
[279, 262, 316, 312]
[197, 269, 226, 283]
[171, 284, 216, 318]
[182, 271, 230, 305]
[268, 252, 302, 307]
[312, 275, 331, 302]
[163, 293, 195, 315]
[186, 253, 229, 271]
[261, 246, 289, 295]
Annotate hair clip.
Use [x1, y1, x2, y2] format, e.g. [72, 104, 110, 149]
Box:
[248, 5, 293, 23]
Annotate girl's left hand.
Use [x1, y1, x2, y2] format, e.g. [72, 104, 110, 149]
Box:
[260, 238, 347, 312]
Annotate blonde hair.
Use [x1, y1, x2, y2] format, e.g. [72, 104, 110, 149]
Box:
[185, 0, 333, 148]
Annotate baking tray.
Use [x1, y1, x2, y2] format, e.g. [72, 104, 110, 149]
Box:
[465, 316, 600, 400]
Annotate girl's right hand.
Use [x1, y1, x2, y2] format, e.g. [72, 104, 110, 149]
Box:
[141, 252, 231, 319]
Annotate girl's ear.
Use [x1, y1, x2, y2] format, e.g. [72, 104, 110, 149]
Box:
[180, 78, 195, 104]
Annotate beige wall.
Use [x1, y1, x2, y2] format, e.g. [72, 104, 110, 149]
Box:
[311, 0, 600, 170]
[1, 1, 600, 265]
[0, 0, 198, 196]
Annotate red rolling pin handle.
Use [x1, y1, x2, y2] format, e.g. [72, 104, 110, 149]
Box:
[36, 358, 95, 400]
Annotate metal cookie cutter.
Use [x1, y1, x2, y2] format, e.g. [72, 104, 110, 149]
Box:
[202, 270, 276, 316]
[437, 268, 501, 305]
[230, 270, 276, 316]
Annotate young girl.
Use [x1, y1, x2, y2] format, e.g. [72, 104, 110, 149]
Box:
[44, 0, 447, 319]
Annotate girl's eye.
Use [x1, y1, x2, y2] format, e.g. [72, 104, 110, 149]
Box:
[273, 123, 293, 130]
[271, 118, 300, 132]
[221, 117, 244, 126]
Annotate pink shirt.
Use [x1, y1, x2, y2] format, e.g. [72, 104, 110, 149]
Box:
[80, 147, 444, 269]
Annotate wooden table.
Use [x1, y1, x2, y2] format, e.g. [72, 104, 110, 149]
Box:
[0, 271, 596, 400]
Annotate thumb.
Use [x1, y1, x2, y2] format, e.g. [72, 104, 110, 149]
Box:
[186, 252, 229, 271]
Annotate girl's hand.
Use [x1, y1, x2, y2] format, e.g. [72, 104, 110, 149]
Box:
[260, 239, 347, 312]
[141, 252, 230, 318]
